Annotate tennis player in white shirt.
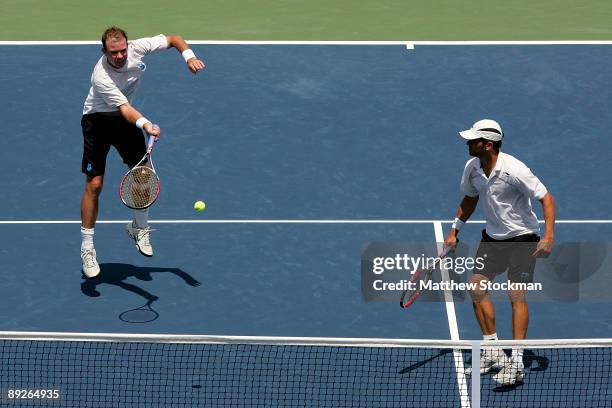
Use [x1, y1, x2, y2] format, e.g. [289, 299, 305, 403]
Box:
[80, 27, 204, 278]
[445, 119, 556, 384]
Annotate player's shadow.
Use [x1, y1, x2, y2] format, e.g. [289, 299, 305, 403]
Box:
[80, 263, 201, 302]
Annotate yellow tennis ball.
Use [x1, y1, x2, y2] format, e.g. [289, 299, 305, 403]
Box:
[194, 201, 206, 211]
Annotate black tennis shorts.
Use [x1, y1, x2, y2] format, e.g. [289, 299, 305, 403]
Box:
[474, 229, 540, 283]
[81, 113, 146, 177]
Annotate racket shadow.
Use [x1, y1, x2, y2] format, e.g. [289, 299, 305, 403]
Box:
[119, 299, 160, 324]
[398, 349, 454, 374]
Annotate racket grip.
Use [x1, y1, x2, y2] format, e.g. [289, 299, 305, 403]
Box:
[146, 124, 159, 152]
[440, 244, 454, 257]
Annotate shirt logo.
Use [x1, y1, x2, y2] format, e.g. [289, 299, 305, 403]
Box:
[138, 62, 147, 72]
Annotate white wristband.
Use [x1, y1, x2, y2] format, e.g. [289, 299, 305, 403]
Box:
[135, 117, 151, 129]
[182, 49, 196, 62]
[452, 218, 465, 231]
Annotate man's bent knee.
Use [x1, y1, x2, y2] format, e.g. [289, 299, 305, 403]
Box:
[509, 289, 526, 303]
[85, 175, 104, 196]
[469, 274, 490, 302]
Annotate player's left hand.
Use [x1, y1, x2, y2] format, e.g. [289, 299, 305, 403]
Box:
[187, 58, 205, 74]
[532, 239, 553, 258]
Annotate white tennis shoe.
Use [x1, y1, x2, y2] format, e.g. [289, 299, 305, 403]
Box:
[126, 222, 154, 257]
[493, 355, 525, 385]
[479, 347, 508, 374]
[465, 347, 508, 376]
[81, 248, 100, 278]
[514, 356, 525, 382]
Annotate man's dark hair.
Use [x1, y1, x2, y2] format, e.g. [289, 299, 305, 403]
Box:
[491, 140, 502, 152]
[478, 138, 502, 153]
[101, 26, 128, 51]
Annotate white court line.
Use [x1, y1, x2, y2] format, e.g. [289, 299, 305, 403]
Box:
[0, 219, 444, 224]
[433, 221, 470, 408]
[433, 222, 461, 340]
[406, 40, 612, 47]
[0, 40, 408, 46]
[0, 219, 610, 224]
[2, 40, 612, 47]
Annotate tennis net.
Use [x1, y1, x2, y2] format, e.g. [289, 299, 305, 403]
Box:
[0, 332, 609, 408]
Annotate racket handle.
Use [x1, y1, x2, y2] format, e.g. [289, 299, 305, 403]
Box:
[146, 124, 159, 152]
[440, 244, 455, 257]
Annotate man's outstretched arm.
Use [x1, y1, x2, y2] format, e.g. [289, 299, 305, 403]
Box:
[166, 35, 205, 74]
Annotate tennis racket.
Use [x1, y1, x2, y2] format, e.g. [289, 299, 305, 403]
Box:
[400, 245, 455, 309]
[119, 127, 160, 209]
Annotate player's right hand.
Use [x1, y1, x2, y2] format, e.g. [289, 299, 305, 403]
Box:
[144, 123, 161, 139]
[444, 233, 458, 251]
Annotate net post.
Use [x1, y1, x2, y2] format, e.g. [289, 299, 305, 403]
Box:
[471, 341, 481, 408]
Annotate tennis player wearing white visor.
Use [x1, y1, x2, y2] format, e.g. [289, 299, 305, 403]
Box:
[444, 119, 556, 385]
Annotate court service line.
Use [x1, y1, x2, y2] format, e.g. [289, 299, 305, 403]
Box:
[0, 219, 609, 225]
[0, 219, 446, 224]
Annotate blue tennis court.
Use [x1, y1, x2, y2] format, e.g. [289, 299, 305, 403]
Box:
[0, 43, 611, 406]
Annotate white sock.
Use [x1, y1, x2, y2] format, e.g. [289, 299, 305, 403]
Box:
[133, 209, 149, 228]
[483, 333, 498, 341]
[81, 227, 95, 251]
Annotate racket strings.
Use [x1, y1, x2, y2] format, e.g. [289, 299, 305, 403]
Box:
[121, 165, 159, 209]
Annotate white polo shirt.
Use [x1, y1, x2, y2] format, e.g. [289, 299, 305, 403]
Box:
[83, 34, 168, 114]
[460, 152, 548, 240]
